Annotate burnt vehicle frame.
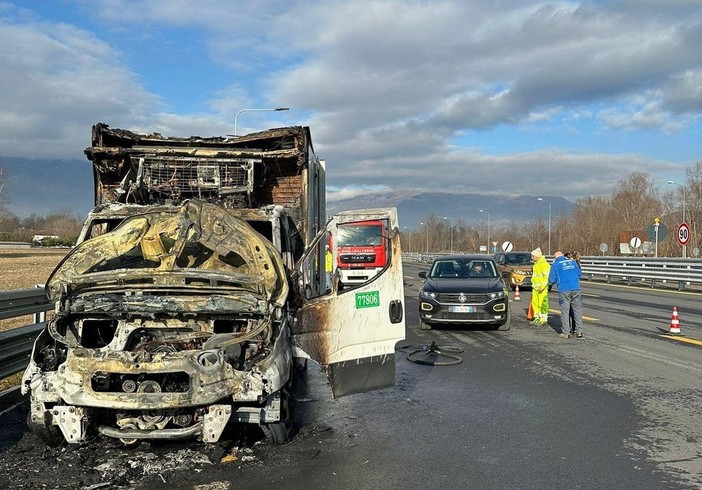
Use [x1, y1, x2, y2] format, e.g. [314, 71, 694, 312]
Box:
[22, 124, 406, 446]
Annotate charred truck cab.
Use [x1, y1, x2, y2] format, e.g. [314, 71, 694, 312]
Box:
[21, 124, 405, 446]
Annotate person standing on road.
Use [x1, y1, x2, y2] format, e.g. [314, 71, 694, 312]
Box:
[325, 242, 334, 291]
[548, 251, 584, 339]
[530, 247, 550, 325]
[564, 251, 582, 334]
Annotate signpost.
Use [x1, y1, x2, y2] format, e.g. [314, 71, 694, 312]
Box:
[677, 222, 690, 255]
[501, 241, 513, 252]
[646, 218, 667, 257]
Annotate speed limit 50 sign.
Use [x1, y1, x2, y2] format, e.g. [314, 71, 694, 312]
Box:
[677, 222, 690, 246]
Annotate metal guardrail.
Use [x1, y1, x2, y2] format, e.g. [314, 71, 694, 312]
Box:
[0, 287, 51, 320]
[578, 257, 702, 291]
[403, 252, 702, 292]
[0, 322, 45, 379]
[0, 287, 51, 380]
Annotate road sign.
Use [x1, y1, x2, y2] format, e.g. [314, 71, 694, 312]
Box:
[599, 242, 608, 253]
[629, 236, 642, 249]
[646, 223, 667, 241]
[501, 241, 513, 252]
[677, 222, 690, 246]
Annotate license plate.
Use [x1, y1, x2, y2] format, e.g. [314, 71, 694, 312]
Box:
[450, 305, 474, 313]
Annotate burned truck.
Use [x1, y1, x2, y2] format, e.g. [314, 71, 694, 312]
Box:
[21, 124, 406, 446]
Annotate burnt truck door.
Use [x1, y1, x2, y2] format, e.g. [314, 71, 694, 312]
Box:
[292, 207, 406, 398]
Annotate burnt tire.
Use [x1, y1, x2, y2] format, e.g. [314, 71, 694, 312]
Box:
[261, 421, 292, 445]
[27, 412, 64, 447]
[261, 388, 295, 445]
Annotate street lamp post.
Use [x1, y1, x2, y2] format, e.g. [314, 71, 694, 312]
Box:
[234, 107, 289, 136]
[479, 210, 490, 253]
[443, 216, 453, 252]
[403, 226, 412, 252]
[420, 222, 428, 252]
[537, 197, 552, 255]
[668, 180, 687, 258]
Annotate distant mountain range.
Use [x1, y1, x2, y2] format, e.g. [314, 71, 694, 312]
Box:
[1, 156, 93, 218]
[327, 191, 576, 229]
[1, 156, 576, 226]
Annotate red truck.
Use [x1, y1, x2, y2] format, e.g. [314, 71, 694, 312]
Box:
[336, 219, 388, 287]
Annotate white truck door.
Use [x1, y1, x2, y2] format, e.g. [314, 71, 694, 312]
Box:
[292, 208, 406, 398]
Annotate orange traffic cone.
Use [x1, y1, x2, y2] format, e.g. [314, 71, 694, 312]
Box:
[514, 285, 521, 301]
[668, 306, 682, 335]
[526, 303, 534, 321]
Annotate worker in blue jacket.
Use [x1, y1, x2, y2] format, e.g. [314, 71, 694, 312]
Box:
[548, 251, 583, 339]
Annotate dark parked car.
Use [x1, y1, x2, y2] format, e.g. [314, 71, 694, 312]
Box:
[417, 255, 510, 330]
[493, 251, 533, 290]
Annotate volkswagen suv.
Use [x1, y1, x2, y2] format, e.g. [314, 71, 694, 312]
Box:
[417, 254, 510, 331]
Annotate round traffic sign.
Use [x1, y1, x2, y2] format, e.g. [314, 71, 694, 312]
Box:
[677, 222, 690, 246]
[501, 241, 513, 252]
[629, 236, 642, 249]
[646, 223, 668, 241]
[599, 242, 608, 253]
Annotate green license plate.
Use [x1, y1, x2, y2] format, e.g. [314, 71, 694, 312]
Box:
[355, 290, 380, 309]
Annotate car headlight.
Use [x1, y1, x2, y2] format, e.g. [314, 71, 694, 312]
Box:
[419, 289, 436, 299]
[489, 291, 505, 299]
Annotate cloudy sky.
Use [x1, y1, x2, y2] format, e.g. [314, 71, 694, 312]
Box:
[1, 0, 701, 203]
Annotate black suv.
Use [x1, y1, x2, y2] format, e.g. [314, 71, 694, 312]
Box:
[418, 254, 510, 331]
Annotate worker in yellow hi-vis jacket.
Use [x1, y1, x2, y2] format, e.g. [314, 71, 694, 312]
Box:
[530, 247, 550, 325]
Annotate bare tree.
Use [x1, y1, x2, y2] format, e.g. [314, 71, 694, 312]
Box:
[611, 171, 661, 231]
[684, 162, 702, 253]
[567, 195, 616, 255]
[45, 210, 83, 238]
[0, 165, 7, 226]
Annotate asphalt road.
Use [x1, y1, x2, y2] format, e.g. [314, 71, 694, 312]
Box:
[1, 261, 700, 489]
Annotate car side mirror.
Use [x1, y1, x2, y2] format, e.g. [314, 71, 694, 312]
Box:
[418, 271, 427, 279]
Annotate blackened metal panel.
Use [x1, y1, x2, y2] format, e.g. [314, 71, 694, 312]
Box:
[327, 354, 396, 398]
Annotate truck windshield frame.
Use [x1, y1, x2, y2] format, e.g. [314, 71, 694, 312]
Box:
[336, 219, 389, 288]
[338, 223, 384, 247]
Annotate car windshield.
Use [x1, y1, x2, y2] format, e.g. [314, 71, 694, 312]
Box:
[505, 253, 532, 266]
[430, 259, 497, 278]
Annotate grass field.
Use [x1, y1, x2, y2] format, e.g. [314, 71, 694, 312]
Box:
[0, 247, 69, 290]
[0, 247, 69, 330]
